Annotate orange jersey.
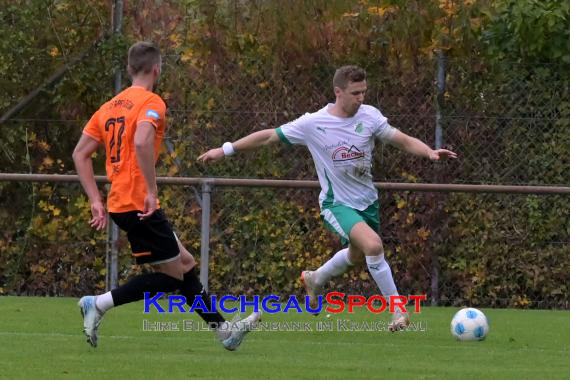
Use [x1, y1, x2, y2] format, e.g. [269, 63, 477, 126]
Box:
[83, 86, 166, 213]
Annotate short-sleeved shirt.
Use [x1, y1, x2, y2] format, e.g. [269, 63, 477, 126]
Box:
[83, 86, 166, 213]
[276, 104, 397, 211]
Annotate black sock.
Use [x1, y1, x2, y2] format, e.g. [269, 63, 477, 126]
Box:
[180, 268, 226, 327]
[111, 272, 182, 307]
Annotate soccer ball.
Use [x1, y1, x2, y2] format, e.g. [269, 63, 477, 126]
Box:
[450, 307, 489, 341]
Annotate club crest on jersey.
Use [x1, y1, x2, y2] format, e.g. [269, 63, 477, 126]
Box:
[332, 145, 365, 162]
[146, 109, 160, 119]
[355, 122, 364, 134]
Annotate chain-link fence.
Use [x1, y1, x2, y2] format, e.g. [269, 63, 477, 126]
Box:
[3, 54, 568, 184]
[443, 59, 569, 186]
[155, 54, 570, 186]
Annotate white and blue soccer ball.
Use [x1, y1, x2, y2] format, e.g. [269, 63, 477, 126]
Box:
[450, 307, 489, 341]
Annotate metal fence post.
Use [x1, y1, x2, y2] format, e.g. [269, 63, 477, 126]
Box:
[109, 222, 119, 290]
[435, 49, 446, 150]
[200, 182, 212, 292]
[431, 50, 447, 306]
[105, 0, 123, 292]
[105, 184, 119, 291]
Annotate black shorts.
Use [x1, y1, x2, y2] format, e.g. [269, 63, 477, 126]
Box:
[110, 209, 180, 265]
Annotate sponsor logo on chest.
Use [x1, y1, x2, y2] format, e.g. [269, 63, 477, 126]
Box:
[332, 145, 365, 162]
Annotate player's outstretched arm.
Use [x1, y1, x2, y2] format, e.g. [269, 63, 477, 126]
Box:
[197, 128, 280, 163]
[389, 130, 457, 161]
[72, 134, 107, 230]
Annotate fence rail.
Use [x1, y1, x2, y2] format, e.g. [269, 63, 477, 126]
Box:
[2, 173, 570, 194]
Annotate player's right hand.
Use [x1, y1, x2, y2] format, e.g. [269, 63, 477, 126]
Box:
[197, 147, 225, 163]
[89, 201, 107, 231]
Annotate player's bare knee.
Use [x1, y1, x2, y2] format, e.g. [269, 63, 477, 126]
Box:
[361, 241, 384, 257]
[180, 253, 196, 272]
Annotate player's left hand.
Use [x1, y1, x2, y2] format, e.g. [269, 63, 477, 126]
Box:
[197, 148, 225, 163]
[138, 193, 158, 220]
[429, 149, 458, 161]
[89, 201, 107, 231]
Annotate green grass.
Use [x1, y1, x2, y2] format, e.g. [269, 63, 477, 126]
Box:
[0, 296, 569, 380]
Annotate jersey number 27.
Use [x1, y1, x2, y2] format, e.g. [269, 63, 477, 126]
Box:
[105, 116, 125, 163]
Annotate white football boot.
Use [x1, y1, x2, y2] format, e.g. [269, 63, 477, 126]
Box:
[300, 270, 322, 316]
[389, 309, 410, 332]
[78, 295, 104, 347]
[221, 310, 262, 351]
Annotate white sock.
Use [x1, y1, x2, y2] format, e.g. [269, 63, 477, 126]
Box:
[365, 255, 399, 298]
[95, 291, 115, 313]
[314, 248, 352, 286]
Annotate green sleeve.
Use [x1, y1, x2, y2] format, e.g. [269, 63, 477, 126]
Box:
[275, 127, 292, 146]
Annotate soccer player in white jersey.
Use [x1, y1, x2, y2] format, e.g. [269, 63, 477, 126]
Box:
[198, 65, 457, 330]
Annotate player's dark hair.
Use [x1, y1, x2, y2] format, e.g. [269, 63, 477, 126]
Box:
[127, 41, 161, 76]
[333, 65, 367, 89]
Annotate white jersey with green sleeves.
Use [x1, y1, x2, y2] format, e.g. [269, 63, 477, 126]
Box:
[275, 104, 397, 211]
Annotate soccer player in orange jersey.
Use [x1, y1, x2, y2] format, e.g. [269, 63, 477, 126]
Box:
[73, 41, 259, 350]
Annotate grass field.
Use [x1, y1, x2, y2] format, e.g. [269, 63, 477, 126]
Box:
[1, 296, 569, 379]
